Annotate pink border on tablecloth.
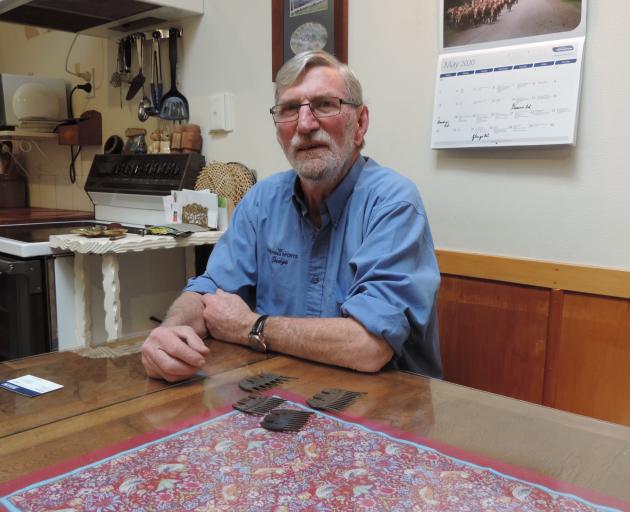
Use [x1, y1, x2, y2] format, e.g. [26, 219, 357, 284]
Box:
[1, 390, 628, 512]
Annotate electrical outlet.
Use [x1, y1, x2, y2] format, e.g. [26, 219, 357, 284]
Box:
[86, 67, 96, 99]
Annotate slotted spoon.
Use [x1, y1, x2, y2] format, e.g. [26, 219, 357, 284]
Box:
[159, 27, 189, 122]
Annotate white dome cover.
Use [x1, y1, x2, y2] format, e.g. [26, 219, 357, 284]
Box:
[12, 82, 61, 121]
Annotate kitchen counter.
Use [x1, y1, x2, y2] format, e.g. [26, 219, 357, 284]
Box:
[0, 207, 93, 225]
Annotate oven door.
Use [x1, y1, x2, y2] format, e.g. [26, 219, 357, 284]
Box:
[0, 253, 53, 360]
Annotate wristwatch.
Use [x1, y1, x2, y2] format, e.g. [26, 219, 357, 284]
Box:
[247, 314, 270, 352]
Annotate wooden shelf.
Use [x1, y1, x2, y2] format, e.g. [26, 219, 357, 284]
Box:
[0, 130, 56, 141]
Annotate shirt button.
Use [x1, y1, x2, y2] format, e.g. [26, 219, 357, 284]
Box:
[310, 276, 320, 284]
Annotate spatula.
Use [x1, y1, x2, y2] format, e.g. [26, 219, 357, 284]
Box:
[126, 33, 145, 101]
[159, 27, 189, 122]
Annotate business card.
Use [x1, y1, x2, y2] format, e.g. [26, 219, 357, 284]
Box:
[0, 374, 64, 397]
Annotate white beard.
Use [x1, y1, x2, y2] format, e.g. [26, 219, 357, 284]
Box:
[286, 125, 354, 183]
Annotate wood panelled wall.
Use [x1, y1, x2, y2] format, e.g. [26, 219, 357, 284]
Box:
[436, 251, 630, 427]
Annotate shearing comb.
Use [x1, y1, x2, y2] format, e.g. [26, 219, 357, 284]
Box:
[260, 409, 313, 432]
[306, 388, 366, 412]
[238, 373, 295, 392]
[232, 395, 286, 416]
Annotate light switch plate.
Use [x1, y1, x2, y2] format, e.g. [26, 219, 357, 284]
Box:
[209, 93, 234, 132]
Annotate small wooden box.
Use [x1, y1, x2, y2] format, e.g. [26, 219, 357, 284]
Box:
[58, 110, 102, 146]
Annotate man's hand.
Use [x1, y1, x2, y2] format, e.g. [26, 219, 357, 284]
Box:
[141, 325, 210, 382]
[201, 289, 257, 345]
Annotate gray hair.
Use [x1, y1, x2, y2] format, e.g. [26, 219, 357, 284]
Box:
[274, 50, 363, 105]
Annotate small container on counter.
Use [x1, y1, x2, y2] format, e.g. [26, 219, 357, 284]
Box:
[181, 124, 202, 153]
[122, 127, 147, 154]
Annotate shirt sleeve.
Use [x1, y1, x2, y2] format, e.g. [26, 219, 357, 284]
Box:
[184, 192, 258, 307]
[340, 200, 440, 356]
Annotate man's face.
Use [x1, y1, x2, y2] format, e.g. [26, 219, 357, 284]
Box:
[275, 66, 366, 183]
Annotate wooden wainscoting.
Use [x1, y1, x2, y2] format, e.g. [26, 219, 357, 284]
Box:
[436, 250, 630, 427]
[545, 292, 630, 426]
[438, 276, 548, 403]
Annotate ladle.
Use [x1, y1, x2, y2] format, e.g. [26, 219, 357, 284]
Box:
[138, 86, 151, 122]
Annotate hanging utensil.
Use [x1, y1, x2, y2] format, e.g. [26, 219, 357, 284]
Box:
[159, 27, 189, 122]
[123, 35, 132, 77]
[138, 85, 151, 122]
[152, 31, 164, 107]
[146, 34, 160, 116]
[110, 39, 125, 109]
[110, 39, 123, 87]
[126, 33, 146, 101]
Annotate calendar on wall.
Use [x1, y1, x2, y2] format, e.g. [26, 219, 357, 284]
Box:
[431, 38, 584, 148]
[433, 0, 587, 148]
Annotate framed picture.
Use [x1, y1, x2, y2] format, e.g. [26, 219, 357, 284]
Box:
[272, 0, 348, 81]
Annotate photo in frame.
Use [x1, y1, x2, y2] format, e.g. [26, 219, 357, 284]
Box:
[272, 0, 348, 81]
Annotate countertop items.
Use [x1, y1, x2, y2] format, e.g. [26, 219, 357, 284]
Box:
[0, 207, 93, 225]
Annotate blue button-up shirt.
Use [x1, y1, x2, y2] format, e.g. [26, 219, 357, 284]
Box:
[186, 156, 442, 377]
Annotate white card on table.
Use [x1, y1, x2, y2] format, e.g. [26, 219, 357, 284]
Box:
[0, 374, 63, 397]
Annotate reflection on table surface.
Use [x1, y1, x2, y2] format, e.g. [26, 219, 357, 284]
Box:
[0, 337, 271, 438]
[1, 344, 629, 505]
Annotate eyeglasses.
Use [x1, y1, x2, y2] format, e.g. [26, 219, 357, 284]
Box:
[270, 96, 361, 123]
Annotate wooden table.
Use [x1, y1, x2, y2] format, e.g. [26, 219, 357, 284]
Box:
[50, 230, 223, 345]
[1, 345, 629, 507]
[0, 338, 271, 439]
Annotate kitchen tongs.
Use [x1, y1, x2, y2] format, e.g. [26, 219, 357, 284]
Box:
[148, 31, 163, 115]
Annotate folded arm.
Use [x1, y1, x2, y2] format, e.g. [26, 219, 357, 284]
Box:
[202, 290, 393, 372]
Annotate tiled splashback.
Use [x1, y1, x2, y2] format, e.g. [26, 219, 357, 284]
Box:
[18, 140, 95, 211]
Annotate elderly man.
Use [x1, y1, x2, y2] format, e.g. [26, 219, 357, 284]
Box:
[141, 50, 441, 382]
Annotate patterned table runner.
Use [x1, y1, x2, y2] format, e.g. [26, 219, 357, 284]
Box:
[1, 399, 626, 511]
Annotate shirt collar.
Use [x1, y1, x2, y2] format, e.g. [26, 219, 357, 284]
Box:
[291, 155, 366, 226]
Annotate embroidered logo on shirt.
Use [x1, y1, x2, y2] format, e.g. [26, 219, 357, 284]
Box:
[268, 247, 298, 266]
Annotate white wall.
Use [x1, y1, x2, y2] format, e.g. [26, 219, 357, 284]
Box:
[191, 0, 630, 270]
[2, 0, 629, 270]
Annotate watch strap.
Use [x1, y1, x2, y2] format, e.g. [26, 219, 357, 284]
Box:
[250, 314, 269, 337]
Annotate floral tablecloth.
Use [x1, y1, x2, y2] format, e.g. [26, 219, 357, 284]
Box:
[0, 399, 625, 511]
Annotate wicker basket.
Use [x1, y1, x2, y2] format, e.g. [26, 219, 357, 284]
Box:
[194, 161, 257, 206]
